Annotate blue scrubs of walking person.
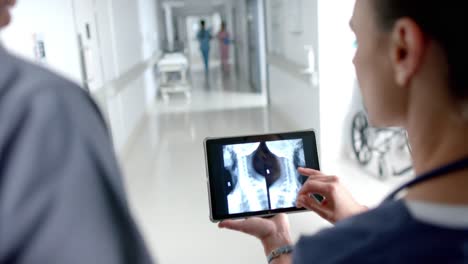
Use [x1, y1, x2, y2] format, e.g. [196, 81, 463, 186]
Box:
[197, 20, 212, 78]
[219, 0, 468, 263]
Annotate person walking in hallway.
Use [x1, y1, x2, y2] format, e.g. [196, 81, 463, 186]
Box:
[197, 19, 212, 80]
[217, 21, 232, 74]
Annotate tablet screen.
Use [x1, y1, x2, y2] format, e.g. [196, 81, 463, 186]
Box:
[204, 130, 320, 222]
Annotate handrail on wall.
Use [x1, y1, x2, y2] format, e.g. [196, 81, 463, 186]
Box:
[99, 51, 162, 99]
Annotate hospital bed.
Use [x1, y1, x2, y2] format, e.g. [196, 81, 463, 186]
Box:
[157, 52, 191, 101]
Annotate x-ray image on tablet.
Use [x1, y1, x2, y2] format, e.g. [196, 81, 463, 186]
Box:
[204, 130, 320, 222]
[223, 140, 305, 214]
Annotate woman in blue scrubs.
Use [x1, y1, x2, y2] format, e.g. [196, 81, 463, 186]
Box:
[219, 0, 468, 263]
[197, 20, 212, 77]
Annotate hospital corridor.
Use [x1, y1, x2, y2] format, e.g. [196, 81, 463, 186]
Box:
[0, 0, 418, 263]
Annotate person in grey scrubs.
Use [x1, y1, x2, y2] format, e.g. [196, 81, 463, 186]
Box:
[0, 1, 153, 263]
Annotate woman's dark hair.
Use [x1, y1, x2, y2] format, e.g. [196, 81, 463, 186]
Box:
[200, 20, 205, 27]
[372, 1, 467, 102]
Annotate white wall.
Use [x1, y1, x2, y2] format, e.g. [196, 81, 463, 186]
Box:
[138, 0, 161, 107]
[268, 65, 320, 131]
[99, 0, 161, 153]
[265, 0, 356, 169]
[95, 0, 119, 83]
[1, 0, 82, 84]
[265, 0, 321, 150]
[73, 0, 162, 153]
[266, 0, 318, 67]
[111, 1, 144, 73]
[317, 0, 356, 167]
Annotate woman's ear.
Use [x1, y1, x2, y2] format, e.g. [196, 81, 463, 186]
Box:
[389, 18, 427, 88]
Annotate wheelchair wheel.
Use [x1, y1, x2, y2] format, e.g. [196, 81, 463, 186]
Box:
[378, 156, 389, 180]
[351, 111, 373, 166]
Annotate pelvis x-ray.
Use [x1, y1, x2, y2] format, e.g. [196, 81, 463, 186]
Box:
[223, 139, 306, 214]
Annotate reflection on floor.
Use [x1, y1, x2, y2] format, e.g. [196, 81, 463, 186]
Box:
[189, 66, 254, 93]
[153, 68, 265, 114]
[122, 103, 413, 263]
[152, 91, 266, 114]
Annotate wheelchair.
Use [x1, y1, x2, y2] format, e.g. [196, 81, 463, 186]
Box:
[351, 111, 413, 180]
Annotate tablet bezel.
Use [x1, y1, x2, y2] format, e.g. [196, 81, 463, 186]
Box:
[204, 129, 320, 222]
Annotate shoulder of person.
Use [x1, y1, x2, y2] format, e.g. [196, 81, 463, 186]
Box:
[5, 54, 86, 97]
[293, 201, 411, 263]
[0, 52, 108, 138]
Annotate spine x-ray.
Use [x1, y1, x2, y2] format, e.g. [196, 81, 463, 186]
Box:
[222, 139, 306, 214]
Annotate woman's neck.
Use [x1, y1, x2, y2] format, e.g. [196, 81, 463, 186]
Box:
[405, 96, 468, 205]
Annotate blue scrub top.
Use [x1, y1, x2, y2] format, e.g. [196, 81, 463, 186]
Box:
[197, 29, 211, 52]
[293, 200, 468, 263]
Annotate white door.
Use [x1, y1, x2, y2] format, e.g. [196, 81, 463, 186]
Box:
[72, 0, 114, 129]
[72, 0, 105, 92]
[265, 0, 321, 150]
[247, 0, 262, 93]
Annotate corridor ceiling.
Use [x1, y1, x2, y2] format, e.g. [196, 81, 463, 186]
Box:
[164, 0, 231, 16]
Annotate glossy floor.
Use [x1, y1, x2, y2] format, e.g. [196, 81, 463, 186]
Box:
[121, 106, 413, 264]
[152, 68, 266, 114]
[121, 67, 413, 263]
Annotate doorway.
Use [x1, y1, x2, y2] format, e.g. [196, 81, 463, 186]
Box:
[246, 0, 262, 93]
[72, 0, 105, 92]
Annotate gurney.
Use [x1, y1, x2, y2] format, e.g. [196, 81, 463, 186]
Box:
[157, 52, 191, 101]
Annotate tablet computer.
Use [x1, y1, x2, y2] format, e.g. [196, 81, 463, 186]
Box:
[204, 130, 321, 222]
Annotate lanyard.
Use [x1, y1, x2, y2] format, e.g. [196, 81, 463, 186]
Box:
[384, 156, 468, 202]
